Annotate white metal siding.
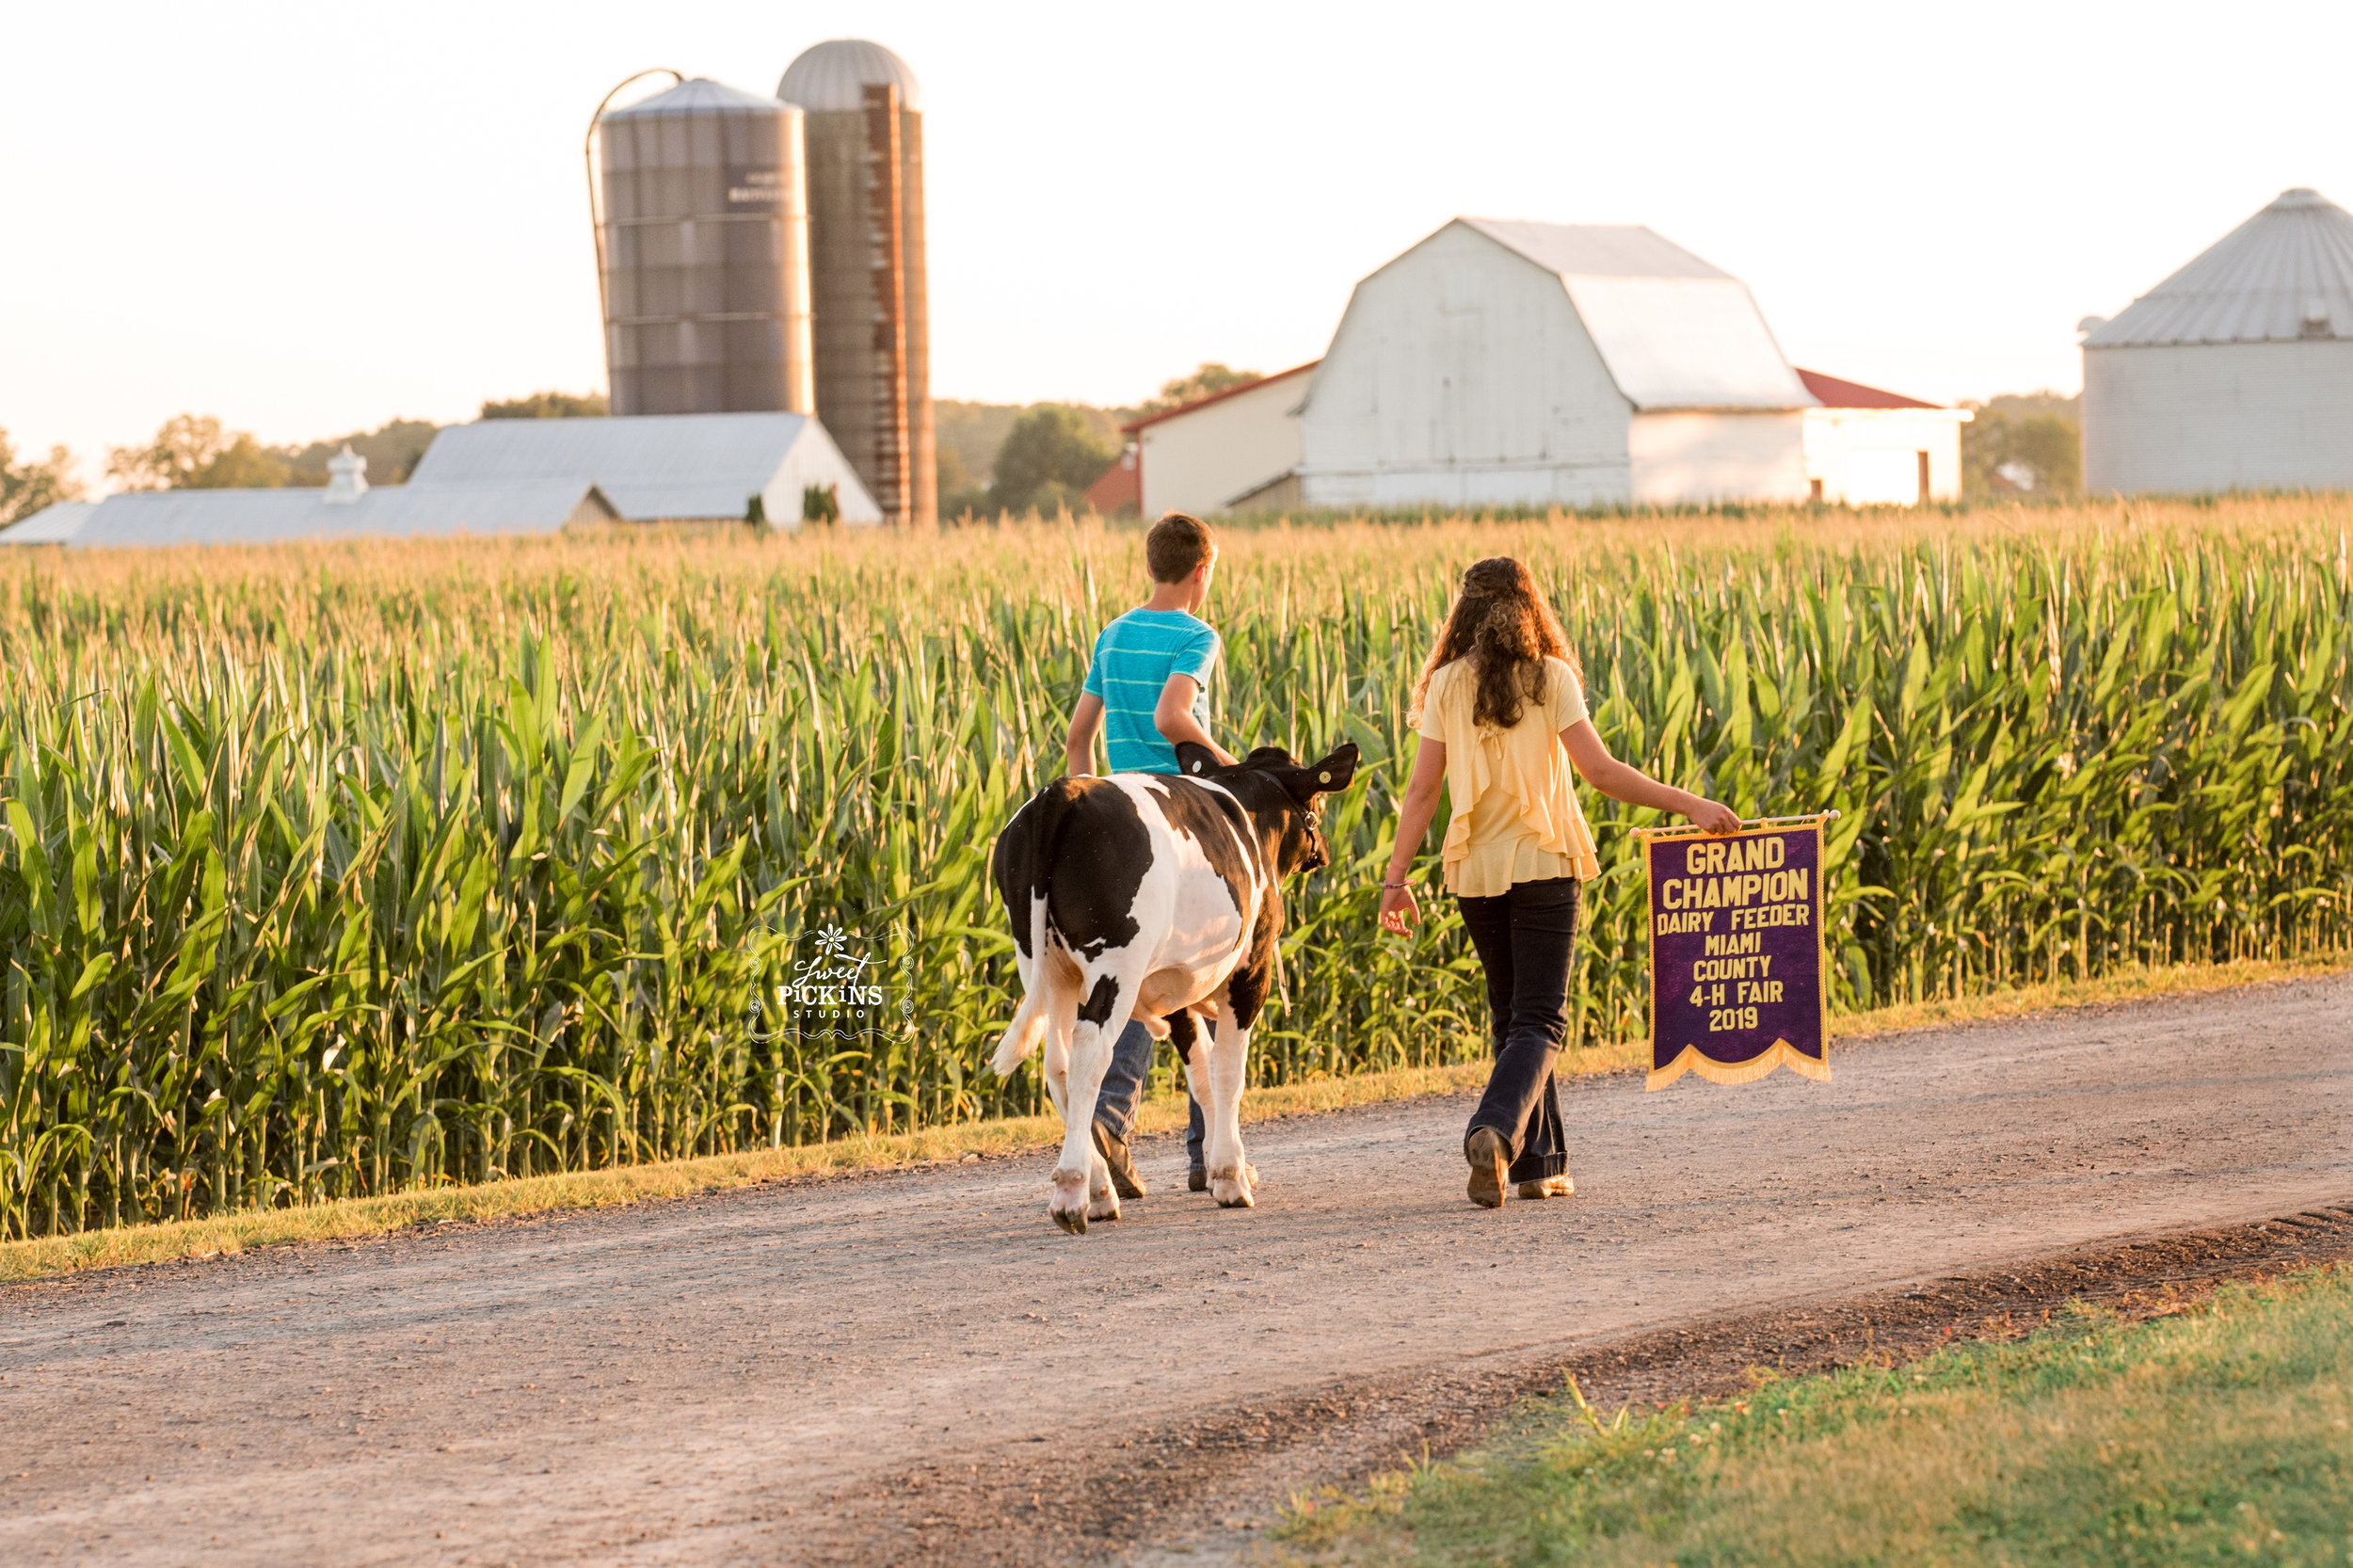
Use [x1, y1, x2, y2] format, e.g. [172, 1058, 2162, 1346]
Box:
[1627, 412, 1808, 505]
[1137, 373, 1308, 518]
[1801, 408, 1968, 504]
[1300, 223, 1632, 508]
[766, 421, 884, 524]
[2083, 340, 2353, 493]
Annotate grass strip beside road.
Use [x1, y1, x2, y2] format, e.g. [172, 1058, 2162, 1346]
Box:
[1279, 1264, 2353, 1566]
[4, 953, 2342, 1288]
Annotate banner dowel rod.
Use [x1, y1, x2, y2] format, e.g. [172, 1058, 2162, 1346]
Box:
[1627, 808, 1839, 839]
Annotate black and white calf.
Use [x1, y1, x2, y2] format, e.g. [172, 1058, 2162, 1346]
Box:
[989, 742, 1360, 1233]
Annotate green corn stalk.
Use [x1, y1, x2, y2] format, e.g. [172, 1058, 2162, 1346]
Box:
[0, 505, 2346, 1238]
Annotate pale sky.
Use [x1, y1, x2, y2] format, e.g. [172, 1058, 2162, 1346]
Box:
[5, 1, 2348, 489]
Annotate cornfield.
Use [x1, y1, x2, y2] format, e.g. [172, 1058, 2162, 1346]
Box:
[2, 499, 2347, 1240]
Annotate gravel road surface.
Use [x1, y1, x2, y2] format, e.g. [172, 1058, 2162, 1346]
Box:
[5, 977, 2349, 1566]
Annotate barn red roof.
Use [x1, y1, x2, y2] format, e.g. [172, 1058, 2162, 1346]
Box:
[1122, 361, 1321, 434]
[1795, 368, 1941, 410]
[1084, 443, 1141, 515]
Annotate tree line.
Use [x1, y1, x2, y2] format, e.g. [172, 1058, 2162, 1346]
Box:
[936, 363, 1258, 520]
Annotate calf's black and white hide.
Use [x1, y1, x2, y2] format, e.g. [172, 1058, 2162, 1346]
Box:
[989, 742, 1360, 1232]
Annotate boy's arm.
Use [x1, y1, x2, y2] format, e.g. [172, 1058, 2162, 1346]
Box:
[1064, 692, 1106, 776]
[1154, 675, 1237, 768]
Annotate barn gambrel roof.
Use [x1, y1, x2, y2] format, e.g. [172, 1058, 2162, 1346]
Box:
[1456, 218, 1817, 411]
[2085, 187, 2353, 348]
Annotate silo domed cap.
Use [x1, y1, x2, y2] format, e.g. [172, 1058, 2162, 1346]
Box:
[602, 77, 791, 120]
[777, 40, 921, 112]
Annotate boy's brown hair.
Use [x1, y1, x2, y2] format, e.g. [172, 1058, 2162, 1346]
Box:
[1145, 512, 1217, 583]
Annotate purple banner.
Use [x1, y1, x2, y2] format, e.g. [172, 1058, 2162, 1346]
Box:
[1644, 820, 1830, 1090]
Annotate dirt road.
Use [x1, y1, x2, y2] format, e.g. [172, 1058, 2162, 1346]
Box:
[6, 977, 2350, 1566]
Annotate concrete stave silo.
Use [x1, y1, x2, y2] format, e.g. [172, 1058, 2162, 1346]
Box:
[778, 40, 934, 525]
[597, 78, 815, 419]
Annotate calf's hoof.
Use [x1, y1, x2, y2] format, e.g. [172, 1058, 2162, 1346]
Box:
[1194, 1161, 1257, 1196]
[1087, 1191, 1122, 1222]
[1210, 1166, 1255, 1209]
[1048, 1169, 1091, 1235]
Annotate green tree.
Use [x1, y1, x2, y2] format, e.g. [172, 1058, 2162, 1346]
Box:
[106, 414, 289, 491]
[1961, 392, 2082, 495]
[1141, 361, 1259, 415]
[0, 428, 86, 528]
[2008, 414, 2083, 492]
[481, 391, 610, 420]
[277, 418, 439, 487]
[936, 447, 990, 520]
[987, 406, 1114, 516]
[191, 435, 292, 489]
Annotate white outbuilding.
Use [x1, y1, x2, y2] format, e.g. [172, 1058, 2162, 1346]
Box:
[2081, 187, 2353, 494]
[1796, 369, 1970, 505]
[0, 446, 622, 549]
[1298, 218, 1820, 509]
[1122, 362, 1317, 518]
[408, 411, 880, 523]
[0, 501, 97, 545]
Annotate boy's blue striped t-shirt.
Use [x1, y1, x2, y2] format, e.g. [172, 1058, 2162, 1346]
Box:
[1082, 609, 1221, 775]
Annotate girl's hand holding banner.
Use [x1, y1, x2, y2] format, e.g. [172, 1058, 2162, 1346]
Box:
[1640, 813, 1835, 1091]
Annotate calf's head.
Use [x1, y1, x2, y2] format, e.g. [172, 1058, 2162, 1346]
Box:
[1175, 741, 1361, 876]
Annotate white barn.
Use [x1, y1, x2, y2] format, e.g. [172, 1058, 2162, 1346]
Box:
[1298, 218, 1819, 509]
[2082, 187, 2353, 495]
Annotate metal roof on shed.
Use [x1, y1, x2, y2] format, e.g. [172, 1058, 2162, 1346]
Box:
[776, 39, 921, 112]
[2085, 187, 2353, 347]
[0, 500, 96, 544]
[1457, 218, 1817, 411]
[1795, 368, 1942, 409]
[53, 481, 614, 550]
[409, 412, 867, 521]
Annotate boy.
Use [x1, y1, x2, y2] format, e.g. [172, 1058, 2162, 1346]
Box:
[1063, 512, 1235, 1198]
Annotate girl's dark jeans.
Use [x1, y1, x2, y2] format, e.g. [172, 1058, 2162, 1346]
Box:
[1455, 875, 1581, 1182]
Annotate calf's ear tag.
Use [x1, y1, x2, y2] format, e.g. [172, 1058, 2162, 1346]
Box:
[1318, 770, 1331, 784]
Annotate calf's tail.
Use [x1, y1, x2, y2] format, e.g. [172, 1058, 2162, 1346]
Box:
[991, 990, 1048, 1079]
[988, 778, 1083, 1079]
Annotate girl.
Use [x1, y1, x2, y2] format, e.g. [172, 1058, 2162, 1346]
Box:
[1377, 557, 1738, 1208]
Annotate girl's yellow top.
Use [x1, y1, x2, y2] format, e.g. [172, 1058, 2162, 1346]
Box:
[1416, 655, 1601, 897]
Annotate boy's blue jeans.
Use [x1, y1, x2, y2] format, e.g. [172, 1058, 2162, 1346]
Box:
[1092, 1018, 1207, 1170]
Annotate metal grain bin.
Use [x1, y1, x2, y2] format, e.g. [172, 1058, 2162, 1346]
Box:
[597, 78, 815, 418]
[777, 40, 933, 524]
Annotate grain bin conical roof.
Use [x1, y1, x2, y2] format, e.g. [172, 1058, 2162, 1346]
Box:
[2084, 187, 2353, 346]
[776, 40, 921, 112]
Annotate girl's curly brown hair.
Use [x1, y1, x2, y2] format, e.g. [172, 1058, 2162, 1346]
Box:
[1408, 557, 1579, 730]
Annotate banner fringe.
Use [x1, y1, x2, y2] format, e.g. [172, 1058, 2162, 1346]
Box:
[1646, 1038, 1833, 1092]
